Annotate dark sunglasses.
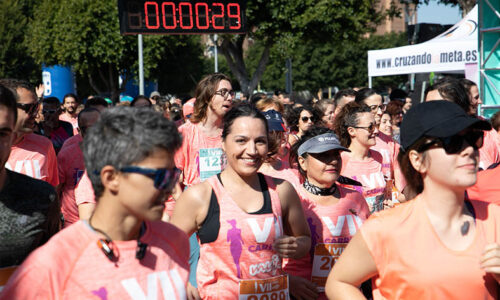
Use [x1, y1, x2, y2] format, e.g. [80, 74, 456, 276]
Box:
[17, 102, 39, 115]
[418, 131, 484, 154]
[301, 116, 315, 122]
[120, 166, 180, 191]
[353, 123, 376, 134]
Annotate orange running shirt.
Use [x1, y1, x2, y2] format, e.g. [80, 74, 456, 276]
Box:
[284, 185, 370, 298]
[0, 220, 189, 300]
[340, 150, 387, 213]
[57, 134, 85, 227]
[6, 133, 59, 187]
[174, 122, 224, 187]
[259, 165, 302, 191]
[467, 165, 500, 205]
[360, 196, 499, 300]
[197, 174, 287, 299]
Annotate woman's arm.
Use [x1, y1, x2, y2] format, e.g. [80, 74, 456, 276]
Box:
[274, 180, 311, 259]
[325, 232, 378, 300]
[170, 182, 211, 236]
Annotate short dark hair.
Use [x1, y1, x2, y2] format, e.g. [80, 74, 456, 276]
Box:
[131, 95, 151, 107]
[389, 88, 407, 101]
[0, 79, 35, 102]
[354, 88, 379, 105]
[0, 84, 18, 123]
[222, 103, 268, 140]
[333, 89, 356, 106]
[290, 126, 333, 178]
[333, 101, 371, 147]
[82, 107, 182, 198]
[85, 97, 109, 109]
[425, 77, 471, 112]
[77, 107, 100, 129]
[43, 97, 61, 106]
[63, 93, 79, 104]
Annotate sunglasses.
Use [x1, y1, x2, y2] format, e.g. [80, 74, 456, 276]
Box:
[369, 104, 386, 112]
[214, 88, 235, 99]
[120, 166, 180, 191]
[353, 123, 376, 134]
[17, 102, 39, 115]
[418, 131, 484, 154]
[301, 116, 315, 123]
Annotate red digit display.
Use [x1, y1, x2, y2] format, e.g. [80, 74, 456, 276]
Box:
[179, 2, 194, 29]
[162, 2, 176, 29]
[144, 1, 160, 29]
[227, 3, 240, 29]
[211, 3, 224, 30]
[195, 3, 209, 29]
[118, 0, 246, 34]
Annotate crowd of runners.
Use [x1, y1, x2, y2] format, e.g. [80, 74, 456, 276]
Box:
[0, 74, 498, 300]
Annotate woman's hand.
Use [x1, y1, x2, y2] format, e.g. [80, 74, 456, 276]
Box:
[186, 282, 201, 300]
[289, 275, 319, 300]
[273, 235, 300, 258]
[480, 243, 500, 283]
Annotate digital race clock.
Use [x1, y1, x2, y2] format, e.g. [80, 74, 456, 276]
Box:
[118, 0, 247, 34]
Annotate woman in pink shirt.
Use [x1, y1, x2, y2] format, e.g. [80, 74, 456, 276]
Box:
[326, 101, 500, 299]
[171, 104, 311, 299]
[334, 102, 390, 213]
[284, 126, 370, 299]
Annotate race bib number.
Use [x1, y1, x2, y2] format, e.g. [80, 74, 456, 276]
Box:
[311, 243, 347, 292]
[199, 148, 224, 182]
[239, 274, 289, 300]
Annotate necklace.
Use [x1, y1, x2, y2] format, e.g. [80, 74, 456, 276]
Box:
[303, 179, 337, 196]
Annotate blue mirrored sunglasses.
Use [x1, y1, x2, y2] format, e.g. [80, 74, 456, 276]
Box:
[120, 166, 180, 191]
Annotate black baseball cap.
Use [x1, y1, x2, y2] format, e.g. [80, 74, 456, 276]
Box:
[298, 133, 350, 156]
[400, 101, 491, 152]
[262, 109, 286, 132]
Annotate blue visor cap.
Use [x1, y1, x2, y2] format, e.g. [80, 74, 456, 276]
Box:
[262, 109, 286, 132]
[298, 133, 350, 156]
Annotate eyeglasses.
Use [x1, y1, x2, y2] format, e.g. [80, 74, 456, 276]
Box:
[301, 116, 315, 123]
[120, 166, 181, 191]
[353, 124, 376, 134]
[369, 104, 386, 112]
[214, 89, 235, 99]
[17, 102, 39, 115]
[418, 131, 484, 154]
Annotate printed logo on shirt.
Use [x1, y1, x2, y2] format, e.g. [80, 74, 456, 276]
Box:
[91, 287, 107, 300]
[248, 254, 281, 276]
[321, 215, 364, 237]
[5, 160, 42, 179]
[120, 269, 186, 300]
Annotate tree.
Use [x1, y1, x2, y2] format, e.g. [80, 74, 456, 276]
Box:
[403, 0, 476, 15]
[26, 0, 205, 101]
[218, 0, 388, 97]
[0, 0, 39, 81]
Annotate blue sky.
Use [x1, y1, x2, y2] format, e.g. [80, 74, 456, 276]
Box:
[417, 1, 462, 25]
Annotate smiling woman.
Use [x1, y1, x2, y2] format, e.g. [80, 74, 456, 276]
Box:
[171, 103, 311, 299]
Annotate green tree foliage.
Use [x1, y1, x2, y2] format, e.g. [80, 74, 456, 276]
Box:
[219, 0, 388, 96]
[0, 0, 38, 80]
[246, 32, 408, 92]
[26, 0, 205, 100]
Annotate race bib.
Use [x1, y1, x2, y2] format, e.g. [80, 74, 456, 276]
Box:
[311, 243, 347, 292]
[239, 274, 289, 300]
[199, 148, 224, 182]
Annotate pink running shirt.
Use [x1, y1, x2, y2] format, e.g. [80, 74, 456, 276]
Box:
[0, 220, 189, 299]
[340, 150, 386, 213]
[57, 134, 85, 227]
[74, 170, 96, 207]
[174, 122, 224, 187]
[361, 197, 499, 300]
[284, 185, 370, 298]
[59, 113, 79, 135]
[197, 174, 287, 299]
[6, 133, 59, 187]
[479, 129, 500, 170]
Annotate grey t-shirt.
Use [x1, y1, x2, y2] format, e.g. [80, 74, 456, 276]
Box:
[0, 169, 59, 267]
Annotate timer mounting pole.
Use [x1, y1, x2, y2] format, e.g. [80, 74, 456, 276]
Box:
[138, 34, 145, 95]
[214, 34, 218, 73]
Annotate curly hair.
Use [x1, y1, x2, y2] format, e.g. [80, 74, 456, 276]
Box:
[287, 105, 319, 132]
[333, 102, 371, 147]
